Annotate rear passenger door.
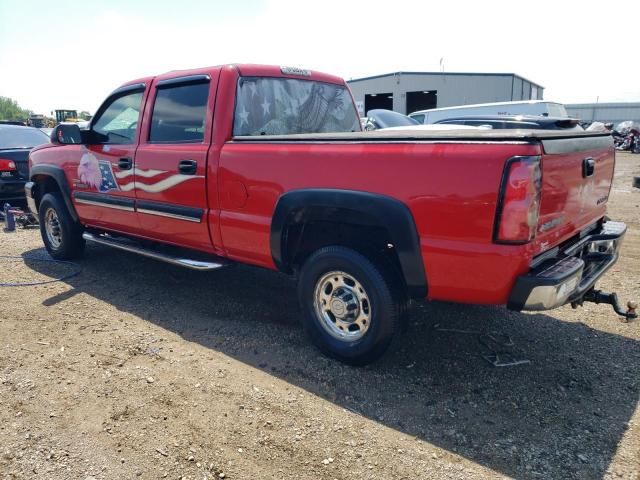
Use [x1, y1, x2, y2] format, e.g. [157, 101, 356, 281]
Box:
[134, 74, 216, 251]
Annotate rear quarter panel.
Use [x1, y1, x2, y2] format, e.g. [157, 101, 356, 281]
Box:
[218, 140, 542, 304]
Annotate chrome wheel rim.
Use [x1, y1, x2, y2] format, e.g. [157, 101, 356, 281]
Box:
[44, 208, 62, 249]
[313, 270, 371, 341]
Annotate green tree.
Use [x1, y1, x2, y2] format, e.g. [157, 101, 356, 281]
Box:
[0, 96, 32, 122]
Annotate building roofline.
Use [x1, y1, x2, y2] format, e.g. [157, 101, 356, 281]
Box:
[347, 71, 544, 89]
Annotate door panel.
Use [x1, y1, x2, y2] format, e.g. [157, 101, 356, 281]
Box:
[134, 74, 217, 252]
[133, 143, 210, 249]
[73, 142, 142, 235]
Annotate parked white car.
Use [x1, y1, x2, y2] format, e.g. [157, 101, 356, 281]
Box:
[409, 100, 569, 124]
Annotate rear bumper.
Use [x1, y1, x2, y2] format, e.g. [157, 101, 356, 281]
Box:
[508, 221, 626, 311]
[0, 178, 27, 204]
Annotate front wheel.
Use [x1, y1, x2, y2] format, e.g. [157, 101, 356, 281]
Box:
[297, 246, 401, 365]
[38, 192, 85, 260]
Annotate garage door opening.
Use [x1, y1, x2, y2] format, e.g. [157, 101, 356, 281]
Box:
[406, 90, 437, 115]
[365, 93, 393, 114]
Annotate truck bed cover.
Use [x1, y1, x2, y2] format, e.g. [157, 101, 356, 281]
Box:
[233, 129, 611, 143]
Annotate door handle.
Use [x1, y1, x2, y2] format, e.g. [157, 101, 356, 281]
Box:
[118, 157, 132, 170]
[582, 157, 595, 178]
[179, 159, 197, 175]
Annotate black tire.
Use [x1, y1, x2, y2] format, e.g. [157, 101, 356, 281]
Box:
[38, 192, 85, 260]
[297, 246, 401, 365]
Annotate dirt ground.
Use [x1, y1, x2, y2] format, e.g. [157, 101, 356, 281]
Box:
[1, 153, 639, 480]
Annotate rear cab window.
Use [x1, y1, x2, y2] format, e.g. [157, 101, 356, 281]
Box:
[233, 77, 360, 136]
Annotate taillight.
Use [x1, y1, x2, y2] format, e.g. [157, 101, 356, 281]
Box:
[0, 159, 17, 171]
[494, 155, 542, 244]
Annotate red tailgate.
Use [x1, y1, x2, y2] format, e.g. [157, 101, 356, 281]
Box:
[533, 134, 614, 254]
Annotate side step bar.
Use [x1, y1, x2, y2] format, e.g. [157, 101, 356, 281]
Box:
[82, 232, 229, 271]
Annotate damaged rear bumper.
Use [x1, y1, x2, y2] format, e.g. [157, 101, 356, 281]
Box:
[508, 221, 626, 311]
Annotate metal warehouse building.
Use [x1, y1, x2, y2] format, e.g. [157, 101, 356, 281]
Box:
[347, 72, 544, 116]
[565, 102, 640, 125]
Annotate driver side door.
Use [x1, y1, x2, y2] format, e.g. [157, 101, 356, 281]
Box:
[72, 84, 147, 236]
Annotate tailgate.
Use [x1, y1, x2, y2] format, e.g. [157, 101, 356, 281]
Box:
[533, 134, 614, 254]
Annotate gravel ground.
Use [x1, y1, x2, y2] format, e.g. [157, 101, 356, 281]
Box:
[0, 153, 639, 480]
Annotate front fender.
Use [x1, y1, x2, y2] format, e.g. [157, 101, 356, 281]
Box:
[30, 164, 79, 222]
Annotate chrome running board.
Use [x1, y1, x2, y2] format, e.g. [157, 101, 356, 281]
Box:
[82, 232, 230, 271]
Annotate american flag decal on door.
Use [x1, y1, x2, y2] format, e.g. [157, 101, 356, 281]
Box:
[115, 168, 202, 193]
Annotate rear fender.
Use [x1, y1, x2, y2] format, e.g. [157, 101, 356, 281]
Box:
[270, 189, 427, 298]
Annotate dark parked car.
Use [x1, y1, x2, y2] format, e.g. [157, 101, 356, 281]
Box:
[0, 125, 50, 205]
[363, 109, 420, 130]
[434, 115, 583, 130]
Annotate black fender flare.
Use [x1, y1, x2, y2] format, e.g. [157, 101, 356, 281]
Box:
[270, 189, 427, 298]
[30, 164, 79, 222]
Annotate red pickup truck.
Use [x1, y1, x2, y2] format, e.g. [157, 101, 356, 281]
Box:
[25, 64, 632, 364]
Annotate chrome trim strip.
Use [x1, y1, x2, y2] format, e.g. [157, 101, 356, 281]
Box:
[230, 140, 532, 146]
[82, 233, 227, 271]
[136, 208, 202, 223]
[75, 198, 135, 212]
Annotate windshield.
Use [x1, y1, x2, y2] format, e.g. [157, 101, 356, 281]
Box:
[0, 127, 50, 149]
[233, 77, 360, 136]
[547, 103, 568, 118]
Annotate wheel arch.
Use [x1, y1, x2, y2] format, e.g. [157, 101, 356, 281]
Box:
[30, 164, 79, 222]
[271, 189, 427, 299]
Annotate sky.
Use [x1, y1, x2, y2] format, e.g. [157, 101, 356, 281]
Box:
[1, 0, 639, 115]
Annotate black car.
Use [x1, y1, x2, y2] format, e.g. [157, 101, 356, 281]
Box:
[363, 109, 420, 130]
[0, 125, 50, 206]
[433, 115, 582, 130]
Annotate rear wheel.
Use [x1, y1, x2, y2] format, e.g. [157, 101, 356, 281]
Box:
[38, 192, 85, 259]
[297, 246, 401, 365]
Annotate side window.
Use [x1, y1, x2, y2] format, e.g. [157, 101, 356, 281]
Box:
[149, 82, 209, 143]
[411, 114, 425, 124]
[92, 90, 143, 144]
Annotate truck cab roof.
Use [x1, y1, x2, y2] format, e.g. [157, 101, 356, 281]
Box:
[115, 64, 347, 94]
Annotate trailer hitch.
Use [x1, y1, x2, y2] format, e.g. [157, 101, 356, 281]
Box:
[571, 289, 638, 322]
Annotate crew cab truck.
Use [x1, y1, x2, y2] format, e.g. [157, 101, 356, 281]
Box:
[25, 64, 634, 364]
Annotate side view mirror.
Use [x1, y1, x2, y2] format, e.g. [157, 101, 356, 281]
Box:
[51, 123, 82, 145]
